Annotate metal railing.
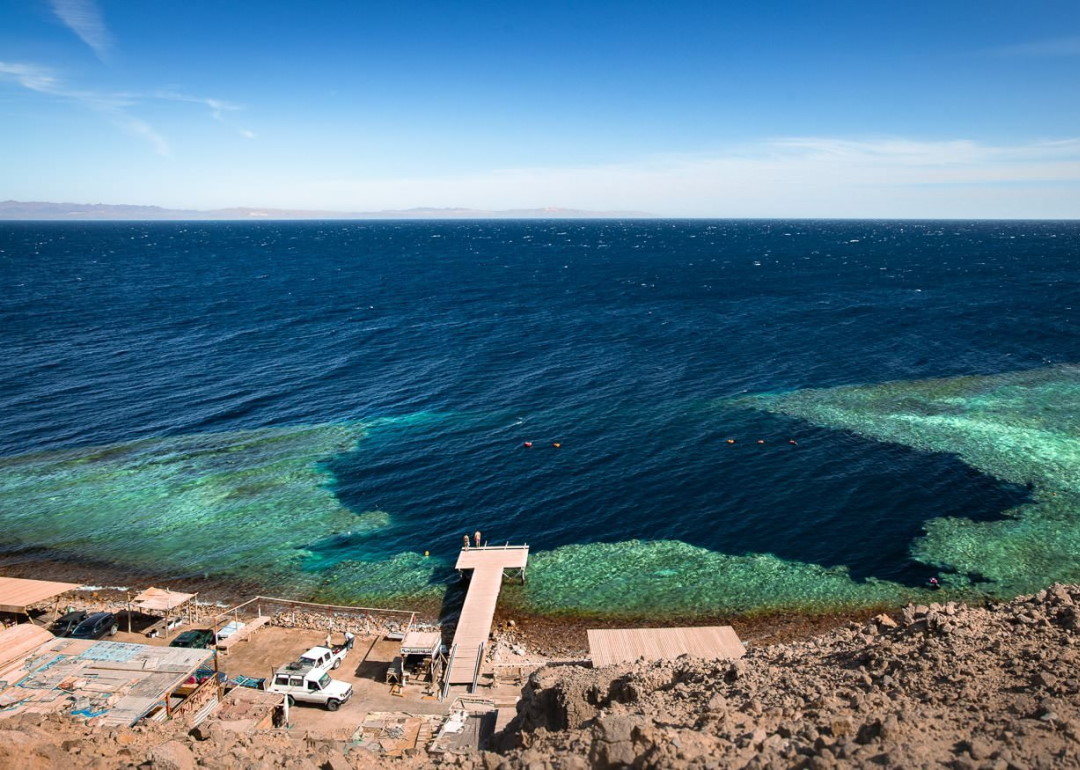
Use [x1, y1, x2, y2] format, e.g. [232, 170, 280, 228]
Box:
[470, 642, 485, 693]
[461, 542, 529, 551]
[441, 643, 458, 701]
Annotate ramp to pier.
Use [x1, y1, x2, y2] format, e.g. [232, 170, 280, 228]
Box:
[447, 545, 528, 687]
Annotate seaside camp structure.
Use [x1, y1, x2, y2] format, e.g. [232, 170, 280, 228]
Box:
[129, 586, 198, 639]
[446, 543, 528, 692]
[587, 626, 745, 668]
[389, 629, 445, 689]
[0, 576, 83, 624]
[0, 625, 216, 726]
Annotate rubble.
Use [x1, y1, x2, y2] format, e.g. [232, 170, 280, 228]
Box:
[494, 585, 1080, 768]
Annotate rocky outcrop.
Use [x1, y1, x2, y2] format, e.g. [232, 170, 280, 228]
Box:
[495, 585, 1080, 768]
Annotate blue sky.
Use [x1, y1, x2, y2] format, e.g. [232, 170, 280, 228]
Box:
[1, 1, 1078, 217]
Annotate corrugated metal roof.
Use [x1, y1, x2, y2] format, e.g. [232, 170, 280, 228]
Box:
[0, 637, 212, 726]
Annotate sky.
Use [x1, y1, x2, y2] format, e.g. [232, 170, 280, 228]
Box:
[0, 0, 1078, 217]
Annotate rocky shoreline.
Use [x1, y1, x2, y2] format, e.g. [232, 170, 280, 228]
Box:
[0, 551, 902, 655]
[4, 583, 1080, 767]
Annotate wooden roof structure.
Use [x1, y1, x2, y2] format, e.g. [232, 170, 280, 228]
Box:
[0, 638, 213, 727]
[401, 630, 442, 657]
[0, 576, 82, 614]
[0, 624, 55, 671]
[132, 587, 196, 612]
[587, 626, 746, 668]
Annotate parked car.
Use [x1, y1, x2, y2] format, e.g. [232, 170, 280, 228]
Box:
[266, 667, 352, 711]
[69, 612, 118, 640]
[170, 629, 216, 648]
[182, 667, 228, 687]
[283, 644, 349, 673]
[50, 610, 89, 637]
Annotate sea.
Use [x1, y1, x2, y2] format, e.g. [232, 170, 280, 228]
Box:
[2, 219, 1079, 619]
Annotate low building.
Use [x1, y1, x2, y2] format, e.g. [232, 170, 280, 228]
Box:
[211, 685, 287, 732]
[0, 625, 214, 726]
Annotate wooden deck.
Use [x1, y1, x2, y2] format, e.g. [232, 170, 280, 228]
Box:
[447, 545, 528, 686]
[587, 626, 745, 668]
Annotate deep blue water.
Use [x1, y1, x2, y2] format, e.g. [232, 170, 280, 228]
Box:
[2, 219, 1078, 598]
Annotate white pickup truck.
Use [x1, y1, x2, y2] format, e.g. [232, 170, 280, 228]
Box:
[266, 668, 353, 711]
[285, 643, 350, 673]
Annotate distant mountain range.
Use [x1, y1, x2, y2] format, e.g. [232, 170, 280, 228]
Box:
[0, 200, 654, 220]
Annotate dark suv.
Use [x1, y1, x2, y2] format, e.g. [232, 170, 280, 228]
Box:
[50, 610, 89, 637]
[70, 612, 118, 640]
[170, 629, 216, 648]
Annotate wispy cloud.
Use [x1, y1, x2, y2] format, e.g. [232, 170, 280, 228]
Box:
[0, 61, 253, 155]
[49, 0, 112, 60]
[989, 36, 1080, 57]
[155, 91, 257, 139]
[0, 61, 165, 153]
[0, 61, 63, 92]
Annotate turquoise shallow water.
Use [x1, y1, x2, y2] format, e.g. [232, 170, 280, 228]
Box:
[1, 220, 1078, 616]
[744, 365, 1080, 600]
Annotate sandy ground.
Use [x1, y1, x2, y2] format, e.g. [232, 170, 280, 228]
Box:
[107, 622, 453, 737]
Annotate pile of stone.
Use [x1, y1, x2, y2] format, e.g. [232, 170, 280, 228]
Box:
[266, 607, 440, 640]
[497, 584, 1080, 768]
[268, 607, 388, 637]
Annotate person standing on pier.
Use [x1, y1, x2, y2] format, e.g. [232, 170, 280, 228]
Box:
[463, 534, 470, 550]
[474, 530, 482, 548]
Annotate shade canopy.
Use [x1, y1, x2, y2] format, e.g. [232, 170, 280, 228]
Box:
[400, 630, 442, 656]
[0, 576, 82, 614]
[132, 587, 196, 612]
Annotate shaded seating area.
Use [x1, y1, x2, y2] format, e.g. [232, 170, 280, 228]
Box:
[400, 629, 445, 685]
[0, 576, 83, 626]
[129, 587, 197, 639]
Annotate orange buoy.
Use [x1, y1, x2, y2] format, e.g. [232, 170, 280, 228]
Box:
[553, 442, 561, 448]
[523, 441, 533, 448]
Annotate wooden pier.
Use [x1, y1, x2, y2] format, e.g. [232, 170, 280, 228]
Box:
[446, 544, 529, 689]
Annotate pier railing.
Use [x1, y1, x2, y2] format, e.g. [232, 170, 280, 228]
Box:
[441, 643, 458, 701]
[470, 642, 485, 693]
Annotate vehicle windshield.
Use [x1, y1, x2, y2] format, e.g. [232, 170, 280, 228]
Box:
[317, 674, 330, 689]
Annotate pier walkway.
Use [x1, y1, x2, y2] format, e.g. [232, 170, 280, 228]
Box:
[446, 544, 529, 688]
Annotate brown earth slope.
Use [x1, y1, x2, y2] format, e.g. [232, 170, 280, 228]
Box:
[499, 586, 1080, 769]
[3, 586, 1080, 768]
